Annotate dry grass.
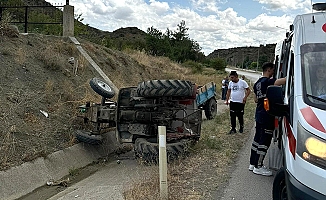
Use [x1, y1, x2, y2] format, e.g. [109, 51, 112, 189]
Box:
[75, 55, 88, 75]
[125, 49, 226, 90]
[15, 47, 27, 66]
[0, 127, 16, 169]
[126, 49, 192, 80]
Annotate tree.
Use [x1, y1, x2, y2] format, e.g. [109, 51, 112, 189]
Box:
[146, 26, 171, 56]
[258, 55, 268, 69]
[145, 20, 204, 63]
[209, 58, 227, 71]
[242, 56, 252, 69]
[74, 13, 89, 36]
[250, 62, 257, 70]
[172, 20, 188, 41]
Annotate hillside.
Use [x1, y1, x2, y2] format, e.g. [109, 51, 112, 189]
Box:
[208, 44, 276, 68]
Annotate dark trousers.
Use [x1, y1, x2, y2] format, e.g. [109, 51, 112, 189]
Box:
[222, 88, 227, 100]
[229, 101, 244, 130]
[250, 121, 274, 167]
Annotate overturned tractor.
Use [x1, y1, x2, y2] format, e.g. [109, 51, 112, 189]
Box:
[77, 78, 217, 163]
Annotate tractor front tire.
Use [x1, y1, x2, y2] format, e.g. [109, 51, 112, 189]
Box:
[89, 77, 115, 99]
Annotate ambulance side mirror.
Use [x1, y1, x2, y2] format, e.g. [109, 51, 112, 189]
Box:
[265, 85, 289, 116]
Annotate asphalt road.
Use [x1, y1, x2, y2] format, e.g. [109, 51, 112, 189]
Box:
[225, 67, 262, 86]
[219, 125, 276, 200]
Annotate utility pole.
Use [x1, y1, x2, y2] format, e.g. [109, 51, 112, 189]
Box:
[256, 47, 259, 71]
[242, 52, 244, 69]
[276, 26, 288, 37]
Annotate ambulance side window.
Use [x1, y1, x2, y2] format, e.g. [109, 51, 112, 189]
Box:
[274, 55, 279, 79]
[288, 52, 294, 125]
[281, 38, 292, 94]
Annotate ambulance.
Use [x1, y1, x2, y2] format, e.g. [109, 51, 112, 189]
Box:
[265, 3, 326, 200]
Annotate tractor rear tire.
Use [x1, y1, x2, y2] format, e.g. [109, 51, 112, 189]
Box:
[137, 80, 193, 97]
[76, 130, 103, 145]
[89, 77, 115, 99]
[134, 138, 190, 164]
[204, 98, 217, 120]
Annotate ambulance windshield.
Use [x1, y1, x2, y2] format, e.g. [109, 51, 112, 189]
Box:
[302, 43, 326, 109]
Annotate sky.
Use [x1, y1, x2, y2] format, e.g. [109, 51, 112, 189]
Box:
[46, 0, 315, 55]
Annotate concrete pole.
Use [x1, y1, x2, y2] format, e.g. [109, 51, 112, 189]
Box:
[63, 5, 74, 36]
[256, 48, 259, 71]
[158, 126, 168, 200]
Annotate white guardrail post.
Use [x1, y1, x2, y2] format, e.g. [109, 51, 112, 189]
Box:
[159, 126, 168, 199]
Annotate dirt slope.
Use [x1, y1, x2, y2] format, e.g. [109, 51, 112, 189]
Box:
[0, 34, 157, 170]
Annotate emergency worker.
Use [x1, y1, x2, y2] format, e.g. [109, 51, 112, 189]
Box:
[249, 62, 286, 176]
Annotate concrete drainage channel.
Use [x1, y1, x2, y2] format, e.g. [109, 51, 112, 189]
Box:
[0, 131, 118, 200]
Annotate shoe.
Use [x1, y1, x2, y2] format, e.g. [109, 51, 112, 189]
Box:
[253, 166, 272, 176]
[239, 126, 244, 133]
[228, 129, 237, 134]
[248, 164, 254, 171]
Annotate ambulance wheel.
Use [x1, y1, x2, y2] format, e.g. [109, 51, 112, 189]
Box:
[273, 167, 287, 200]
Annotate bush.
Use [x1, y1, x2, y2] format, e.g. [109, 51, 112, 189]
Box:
[250, 62, 258, 70]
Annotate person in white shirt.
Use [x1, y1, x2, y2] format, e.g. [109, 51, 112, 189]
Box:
[225, 71, 251, 134]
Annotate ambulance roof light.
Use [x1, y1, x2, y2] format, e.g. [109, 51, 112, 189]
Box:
[312, 3, 326, 11]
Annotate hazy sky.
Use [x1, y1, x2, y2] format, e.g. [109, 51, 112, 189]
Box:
[46, 0, 314, 55]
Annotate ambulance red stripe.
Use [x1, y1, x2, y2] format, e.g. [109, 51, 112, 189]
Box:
[300, 107, 326, 133]
[284, 118, 296, 159]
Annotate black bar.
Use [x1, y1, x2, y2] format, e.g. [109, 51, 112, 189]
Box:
[0, 5, 64, 8]
[66, 0, 69, 5]
[0, 7, 2, 21]
[10, 22, 62, 24]
[24, 6, 27, 33]
[26, 22, 62, 24]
